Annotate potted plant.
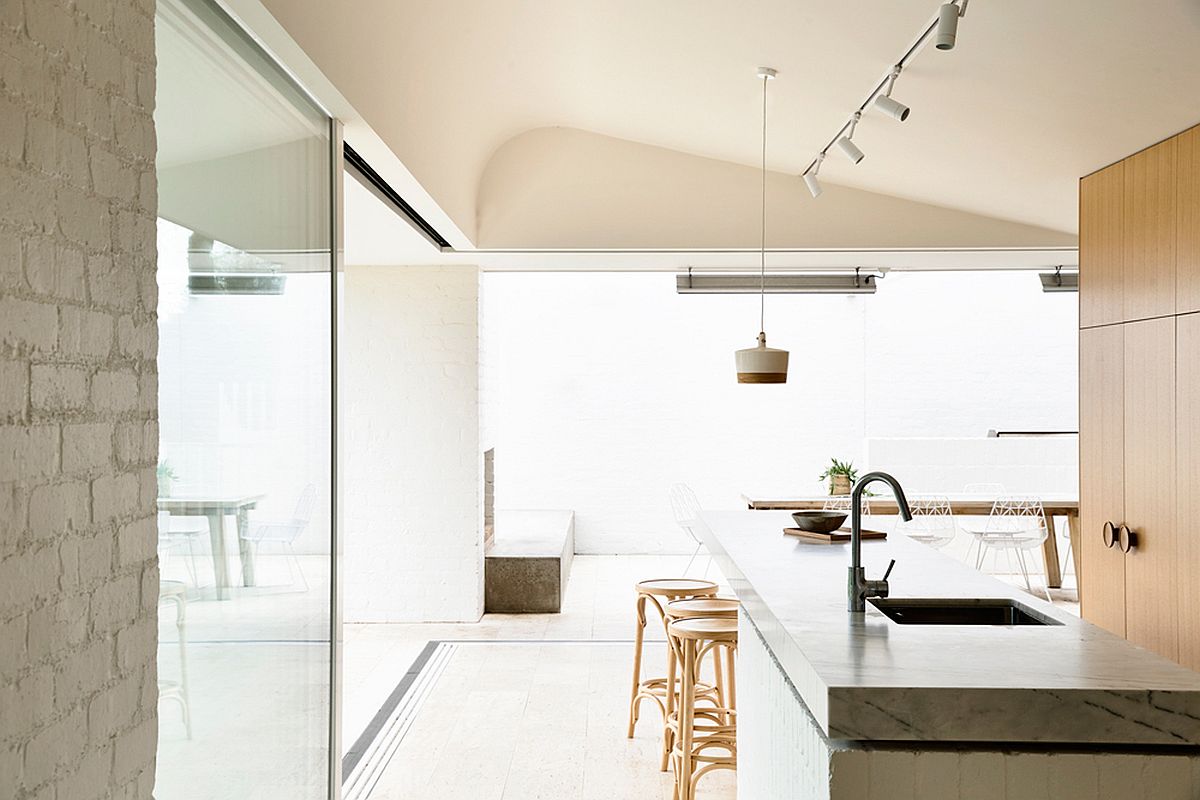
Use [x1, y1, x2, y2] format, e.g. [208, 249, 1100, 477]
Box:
[818, 458, 858, 496]
[157, 461, 178, 498]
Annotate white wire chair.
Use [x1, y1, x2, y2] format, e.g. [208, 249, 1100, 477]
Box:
[958, 482, 1008, 542]
[238, 484, 316, 592]
[962, 482, 1007, 495]
[895, 495, 957, 549]
[157, 511, 192, 739]
[821, 494, 873, 516]
[669, 483, 708, 576]
[967, 496, 1051, 600]
[159, 515, 209, 587]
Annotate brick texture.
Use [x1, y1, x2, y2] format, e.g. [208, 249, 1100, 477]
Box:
[0, 1, 159, 798]
[344, 266, 483, 622]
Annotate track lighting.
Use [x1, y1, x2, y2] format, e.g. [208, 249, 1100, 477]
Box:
[936, 2, 962, 50]
[835, 136, 864, 164]
[874, 95, 909, 122]
[874, 67, 910, 121]
[835, 113, 864, 164]
[798, 0, 970, 197]
[803, 165, 823, 198]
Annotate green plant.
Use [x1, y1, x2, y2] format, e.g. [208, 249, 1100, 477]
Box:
[817, 458, 858, 485]
[157, 461, 178, 497]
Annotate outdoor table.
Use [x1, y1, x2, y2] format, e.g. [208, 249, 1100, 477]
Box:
[741, 492, 1080, 589]
[158, 493, 265, 600]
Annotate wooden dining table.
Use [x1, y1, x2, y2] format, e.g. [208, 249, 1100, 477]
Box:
[158, 493, 265, 600]
[741, 492, 1080, 589]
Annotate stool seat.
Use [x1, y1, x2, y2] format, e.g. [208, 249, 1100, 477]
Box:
[665, 597, 738, 619]
[635, 578, 719, 598]
[669, 617, 738, 642]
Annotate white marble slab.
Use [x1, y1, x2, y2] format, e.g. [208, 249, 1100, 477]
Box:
[698, 510, 1200, 745]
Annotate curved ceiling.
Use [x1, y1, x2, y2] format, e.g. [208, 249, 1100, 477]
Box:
[261, 0, 1200, 249]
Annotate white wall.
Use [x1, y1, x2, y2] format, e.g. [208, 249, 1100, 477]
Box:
[156, 240, 333, 555]
[343, 266, 483, 622]
[482, 270, 1078, 554]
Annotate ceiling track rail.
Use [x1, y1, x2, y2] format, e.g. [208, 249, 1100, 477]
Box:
[343, 143, 451, 250]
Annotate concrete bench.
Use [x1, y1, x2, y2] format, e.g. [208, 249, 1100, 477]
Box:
[484, 510, 574, 613]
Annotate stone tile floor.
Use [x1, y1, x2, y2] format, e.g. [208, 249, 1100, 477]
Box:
[151, 542, 1077, 799]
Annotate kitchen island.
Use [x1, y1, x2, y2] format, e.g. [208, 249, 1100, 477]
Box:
[697, 510, 1200, 799]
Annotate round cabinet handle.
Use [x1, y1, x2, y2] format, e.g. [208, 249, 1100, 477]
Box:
[1102, 520, 1118, 549]
[1117, 524, 1138, 554]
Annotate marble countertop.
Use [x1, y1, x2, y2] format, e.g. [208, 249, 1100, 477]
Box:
[698, 510, 1200, 746]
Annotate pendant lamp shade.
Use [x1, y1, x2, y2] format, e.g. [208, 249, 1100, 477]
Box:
[736, 332, 789, 384]
[737, 68, 789, 383]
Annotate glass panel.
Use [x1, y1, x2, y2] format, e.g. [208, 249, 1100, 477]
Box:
[154, 0, 333, 796]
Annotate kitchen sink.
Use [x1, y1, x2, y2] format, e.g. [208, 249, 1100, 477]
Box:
[869, 597, 1062, 626]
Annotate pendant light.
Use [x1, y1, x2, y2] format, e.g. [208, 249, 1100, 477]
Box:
[735, 67, 789, 384]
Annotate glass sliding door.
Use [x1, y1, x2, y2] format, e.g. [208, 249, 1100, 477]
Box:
[154, 0, 337, 796]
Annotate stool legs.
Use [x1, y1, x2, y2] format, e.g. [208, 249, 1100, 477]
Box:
[668, 631, 737, 800]
[679, 638, 697, 800]
[724, 645, 736, 718]
[711, 647, 724, 710]
[627, 593, 647, 737]
[661, 640, 676, 771]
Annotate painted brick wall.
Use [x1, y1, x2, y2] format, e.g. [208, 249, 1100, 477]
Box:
[343, 266, 483, 622]
[0, 1, 159, 797]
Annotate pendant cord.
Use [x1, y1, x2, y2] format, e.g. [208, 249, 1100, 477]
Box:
[760, 74, 767, 335]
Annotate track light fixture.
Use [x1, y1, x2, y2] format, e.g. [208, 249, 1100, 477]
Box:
[873, 66, 910, 122]
[835, 113, 865, 164]
[936, 1, 968, 50]
[803, 154, 824, 198]
[799, 0, 969, 197]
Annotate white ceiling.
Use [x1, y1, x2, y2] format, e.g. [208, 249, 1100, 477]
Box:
[266, 0, 1200, 252]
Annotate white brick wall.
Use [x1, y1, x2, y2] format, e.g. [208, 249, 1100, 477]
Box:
[0, 1, 159, 798]
[343, 266, 483, 622]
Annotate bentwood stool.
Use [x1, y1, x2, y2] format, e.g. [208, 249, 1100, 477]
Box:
[627, 579, 719, 739]
[659, 597, 739, 770]
[667, 616, 738, 800]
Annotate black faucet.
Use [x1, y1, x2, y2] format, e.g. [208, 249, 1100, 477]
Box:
[848, 471, 912, 612]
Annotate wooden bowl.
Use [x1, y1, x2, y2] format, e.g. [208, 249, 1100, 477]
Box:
[790, 510, 848, 533]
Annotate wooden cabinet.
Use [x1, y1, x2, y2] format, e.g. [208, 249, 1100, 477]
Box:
[1178, 127, 1200, 314]
[1079, 325, 1126, 636]
[1080, 124, 1200, 667]
[1178, 314, 1200, 669]
[1121, 318, 1177, 659]
[1123, 139, 1177, 322]
[1080, 163, 1124, 327]
[1079, 319, 1177, 660]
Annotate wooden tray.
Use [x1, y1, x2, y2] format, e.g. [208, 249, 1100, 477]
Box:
[783, 527, 887, 543]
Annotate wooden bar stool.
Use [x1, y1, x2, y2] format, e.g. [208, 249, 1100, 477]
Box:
[627, 578, 719, 739]
[667, 616, 737, 800]
[660, 597, 739, 770]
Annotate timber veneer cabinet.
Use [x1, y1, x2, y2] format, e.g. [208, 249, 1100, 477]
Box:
[1079, 122, 1200, 669]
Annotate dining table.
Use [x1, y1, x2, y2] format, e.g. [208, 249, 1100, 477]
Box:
[740, 491, 1080, 589]
[158, 493, 265, 600]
